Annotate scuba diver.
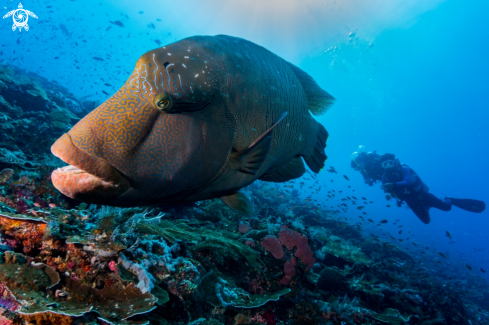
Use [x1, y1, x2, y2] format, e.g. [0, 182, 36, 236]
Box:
[350, 151, 384, 186]
[351, 150, 486, 224]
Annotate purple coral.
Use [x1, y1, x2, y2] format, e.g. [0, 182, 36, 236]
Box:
[278, 228, 315, 271]
[260, 235, 284, 259]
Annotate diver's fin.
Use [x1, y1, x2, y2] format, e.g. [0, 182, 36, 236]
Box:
[259, 156, 306, 182]
[285, 61, 335, 116]
[221, 191, 254, 217]
[234, 112, 287, 175]
[449, 198, 486, 213]
[303, 122, 329, 173]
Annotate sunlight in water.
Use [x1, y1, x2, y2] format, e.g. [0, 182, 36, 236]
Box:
[122, 0, 445, 60]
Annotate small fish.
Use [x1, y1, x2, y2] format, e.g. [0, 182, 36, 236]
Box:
[48, 203, 57, 208]
[148, 22, 155, 29]
[386, 205, 391, 207]
[466, 265, 472, 271]
[446, 231, 452, 240]
[33, 202, 41, 207]
[155, 39, 162, 46]
[139, 11, 144, 14]
[110, 20, 124, 28]
[481, 268, 486, 273]
[380, 220, 388, 224]
[438, 252, 446, 258]
[367, 219, 374, 223]
[326, 166, 337, 174]
[59, 23, 70, 36]
[399, 230, 402, 234]
[357, 206, 365, 210]
[93, 57, 104, 61]
[343, 175, 349, 181]
[8, 180, 25, 187]
[104, 83, 112, 87]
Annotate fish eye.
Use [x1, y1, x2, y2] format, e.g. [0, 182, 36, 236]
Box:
[153, 92, 172, 112]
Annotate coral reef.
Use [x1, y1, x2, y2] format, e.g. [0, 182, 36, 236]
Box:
[0, 63, 488, 324]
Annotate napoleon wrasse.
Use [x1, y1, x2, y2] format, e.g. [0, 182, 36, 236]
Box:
[51, 35, 335, 216]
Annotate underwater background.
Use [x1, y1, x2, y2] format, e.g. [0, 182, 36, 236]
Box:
[0, 0, 488, 324]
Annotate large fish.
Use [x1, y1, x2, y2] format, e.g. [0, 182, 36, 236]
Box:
[51, 35, 334, 216]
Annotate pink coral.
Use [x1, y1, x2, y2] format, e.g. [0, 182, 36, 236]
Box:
[260, 235, 284, 259]
[280, 275, 292, 285]
[250, 312, 267, 324]
[238, 221, 251, 234]
[278, 229, 315, 271]
[245, 239, 255, 247]
[108, 260, 119, 275]
[283, 261, 296, 277]
[280, 261, 296, 286]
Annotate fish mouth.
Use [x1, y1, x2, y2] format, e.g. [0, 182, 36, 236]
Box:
[51, 133, 131, 204]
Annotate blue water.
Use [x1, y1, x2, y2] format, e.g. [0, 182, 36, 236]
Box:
[1, 0, 488, 279]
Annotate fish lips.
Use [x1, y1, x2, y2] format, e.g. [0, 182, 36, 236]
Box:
[51, 133, 131, 204]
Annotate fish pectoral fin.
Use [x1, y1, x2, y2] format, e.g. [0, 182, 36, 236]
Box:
[221, 191, 254, 217]
[233, 112, 288, 175]
[303, 122, 329, 173]
[259, 156, 306, 182]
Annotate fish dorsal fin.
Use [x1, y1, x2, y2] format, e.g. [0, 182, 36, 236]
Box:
[233, 112, 287, 175]
[286, 62, 335, 116]
[221, 191, 254, 217]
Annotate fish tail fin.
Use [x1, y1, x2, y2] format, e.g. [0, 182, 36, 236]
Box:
[286, 61, 335, 116]
[303, 122, 328, 173]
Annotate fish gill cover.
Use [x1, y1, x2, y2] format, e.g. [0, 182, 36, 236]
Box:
[0, 0, 488, 324]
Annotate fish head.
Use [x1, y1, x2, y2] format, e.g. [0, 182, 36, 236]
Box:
[51, 43, 233, 206]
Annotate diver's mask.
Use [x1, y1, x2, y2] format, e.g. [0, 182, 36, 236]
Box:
[382, 160, 396, 169]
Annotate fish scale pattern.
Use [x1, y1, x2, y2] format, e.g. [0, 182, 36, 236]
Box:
[213, 35, 320, 175]
[65, 43, 230, 204]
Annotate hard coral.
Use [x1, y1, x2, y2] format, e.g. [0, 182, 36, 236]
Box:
[238, 221, 252, 234]
[0, 169, 14, 184]
[0, 212, 47, 253]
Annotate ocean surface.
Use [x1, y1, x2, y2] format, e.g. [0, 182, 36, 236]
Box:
[1, 0, 488, 323]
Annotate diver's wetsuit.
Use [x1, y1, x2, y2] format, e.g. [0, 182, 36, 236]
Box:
[382, 165, 451, 224]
